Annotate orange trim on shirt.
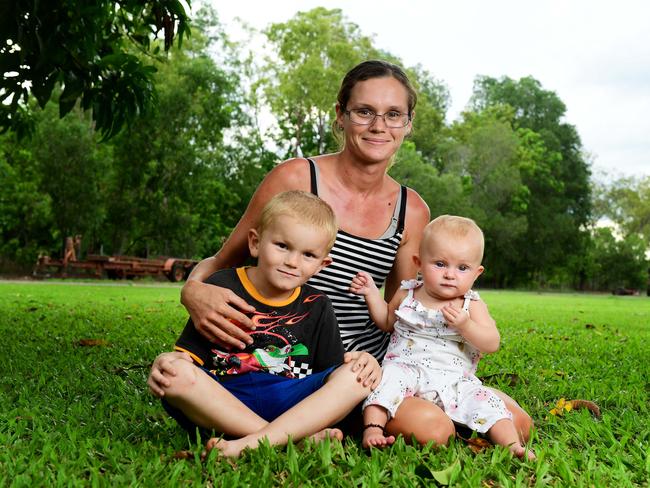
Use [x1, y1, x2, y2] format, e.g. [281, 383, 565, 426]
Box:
[236, 267, 300, 307]
[174, 346, 204, 366]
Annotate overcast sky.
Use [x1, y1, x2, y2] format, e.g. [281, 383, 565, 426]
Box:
[209, 0, 649, 180]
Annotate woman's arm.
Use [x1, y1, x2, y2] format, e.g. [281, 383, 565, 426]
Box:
[383, 188, 430, 301]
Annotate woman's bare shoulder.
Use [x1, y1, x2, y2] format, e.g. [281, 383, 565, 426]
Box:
[263, 158, 312, 192]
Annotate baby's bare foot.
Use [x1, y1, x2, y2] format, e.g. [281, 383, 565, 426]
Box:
[509, 442, 536, 460]
[309, 428, 344, 443]
[362, 427, 395, 449]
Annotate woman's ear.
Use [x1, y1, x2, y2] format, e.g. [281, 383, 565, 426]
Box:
[335, 103, 345, 129]
[248, 229, 260, 258]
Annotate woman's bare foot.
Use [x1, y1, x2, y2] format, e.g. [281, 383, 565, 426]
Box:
[509, 442, 536, 460]
[309, 428, 344, 443]
[362, 426, 396, 449]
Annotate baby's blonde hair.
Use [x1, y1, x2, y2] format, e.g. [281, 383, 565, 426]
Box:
[422, 215, 485, 262]
[258, 191, 338, 252]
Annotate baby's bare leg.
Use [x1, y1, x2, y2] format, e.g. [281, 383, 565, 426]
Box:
[362, 405, 395, 448]
[206, 362, 372, 458]
[162, 359, 267, 437]
[488, 419, 536, 460]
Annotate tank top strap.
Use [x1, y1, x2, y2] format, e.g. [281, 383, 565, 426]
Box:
[397, 185, 407, 233]
[307, 158, 318, 196]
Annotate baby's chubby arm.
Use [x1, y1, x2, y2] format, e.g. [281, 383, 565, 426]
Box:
[349, 271, 395, 332]
[441, 299, 500, 353]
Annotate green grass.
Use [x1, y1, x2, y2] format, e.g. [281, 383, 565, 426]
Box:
[1, 283, 648, 486]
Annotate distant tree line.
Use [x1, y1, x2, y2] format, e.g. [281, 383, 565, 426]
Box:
[0, 6, 647, 291]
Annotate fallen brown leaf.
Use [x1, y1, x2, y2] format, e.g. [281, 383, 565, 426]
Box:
[172, 450, 193, 460]
[568, 399, 601, 418]
[78, 339, 109, 347]
[456, 433, 492, 454]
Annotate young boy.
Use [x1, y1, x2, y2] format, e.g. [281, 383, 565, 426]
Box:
[157, 191, 380, 458]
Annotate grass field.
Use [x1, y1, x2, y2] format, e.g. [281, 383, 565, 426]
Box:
[1, 281, 648, 486]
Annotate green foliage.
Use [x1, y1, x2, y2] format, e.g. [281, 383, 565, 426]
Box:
[464, 75, 592, 286]
[0, 0, 190, 139]
[1, 283, 648, 485]
[581, 227, 649, 290]
[600, 176, 650, 242]
[261, 8, 378, 157]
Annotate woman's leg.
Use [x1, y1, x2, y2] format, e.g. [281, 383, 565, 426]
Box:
[385, 397, 455, 445]
[162, 358, 267, 437]
[489, 388, 534, 442]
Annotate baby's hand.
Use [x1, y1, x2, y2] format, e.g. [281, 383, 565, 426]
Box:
[349, 271, 377, 296]
[441, 303, 470, 329]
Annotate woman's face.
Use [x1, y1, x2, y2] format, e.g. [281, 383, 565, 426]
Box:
[336, 76, 412, 165]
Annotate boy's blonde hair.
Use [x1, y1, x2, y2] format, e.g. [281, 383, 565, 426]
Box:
[422, 215, 485, 261]
[258, 191, 338, 252]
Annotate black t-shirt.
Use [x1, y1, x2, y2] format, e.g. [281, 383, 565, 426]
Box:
[175, 267, 345, 379]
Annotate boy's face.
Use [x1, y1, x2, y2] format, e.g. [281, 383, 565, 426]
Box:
[414, 231, 484, 300]
[248, 214, 332, 299]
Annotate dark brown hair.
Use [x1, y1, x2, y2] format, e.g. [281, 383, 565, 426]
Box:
[337, 60, 418, 115]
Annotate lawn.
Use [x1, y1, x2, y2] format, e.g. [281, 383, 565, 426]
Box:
[1, 282, 648, 486]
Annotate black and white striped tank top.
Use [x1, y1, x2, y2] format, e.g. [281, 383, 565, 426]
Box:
[305, 158, 407, 360]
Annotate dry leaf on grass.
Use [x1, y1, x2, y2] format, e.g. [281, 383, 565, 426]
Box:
[456, 433, 492, 453]
[549, 398, 601, 418]
[171, 450, 193, 460]
[78, 339, 109, 347]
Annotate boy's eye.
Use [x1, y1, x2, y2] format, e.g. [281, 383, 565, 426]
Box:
[304, 252, 317, 259]
[275, 242, 287, 249]
[458, 265, 470, 272]
[434, 261, 445, 268]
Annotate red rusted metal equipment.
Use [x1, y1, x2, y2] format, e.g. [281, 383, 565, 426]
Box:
[34, 237, 197, 282]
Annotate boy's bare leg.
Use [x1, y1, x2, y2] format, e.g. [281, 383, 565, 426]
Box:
[206, 362, 372, 457]
[488, 418, 536, 460]
[362, 404, 395, 448]
[162, 359, 267, 437]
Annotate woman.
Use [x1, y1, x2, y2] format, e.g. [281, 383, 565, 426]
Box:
[149, 60, 533, 445]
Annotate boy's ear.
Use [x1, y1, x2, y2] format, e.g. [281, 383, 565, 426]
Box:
[475, 265, 485, 278]
[317, 255, 333, 272]
[248, 229, 260, 258]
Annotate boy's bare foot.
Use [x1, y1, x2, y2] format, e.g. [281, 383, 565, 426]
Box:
[362, 426, 396, 449]
[205, 437, 246, 458]
[509, 442, 536, 460]
[309, 428, 344, 443]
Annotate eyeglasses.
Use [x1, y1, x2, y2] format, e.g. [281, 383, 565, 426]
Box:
[344, 108, 411, 128]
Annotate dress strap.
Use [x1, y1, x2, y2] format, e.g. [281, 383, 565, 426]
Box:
[397, 185, 407, 233]
[307, 158, 318, 196]
[462, 290, 481, 312]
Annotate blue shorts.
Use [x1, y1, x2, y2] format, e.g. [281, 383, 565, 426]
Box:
[162, 365, 339, 438]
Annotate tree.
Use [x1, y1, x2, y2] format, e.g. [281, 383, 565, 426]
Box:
[102, 7, 257, 258]
[260, 8, 377, 157]
[600, 176, 650, 243]
[0, 0, 190, 139]
[469, 75, 592, 284]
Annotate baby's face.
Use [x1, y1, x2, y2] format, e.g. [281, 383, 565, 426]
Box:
[416, 232, 484, 300]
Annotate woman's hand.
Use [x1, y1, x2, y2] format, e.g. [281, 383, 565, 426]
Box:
[344, 351, 382, 390]
[147, 351, 193, 397]
[181, 280, 257, 350]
